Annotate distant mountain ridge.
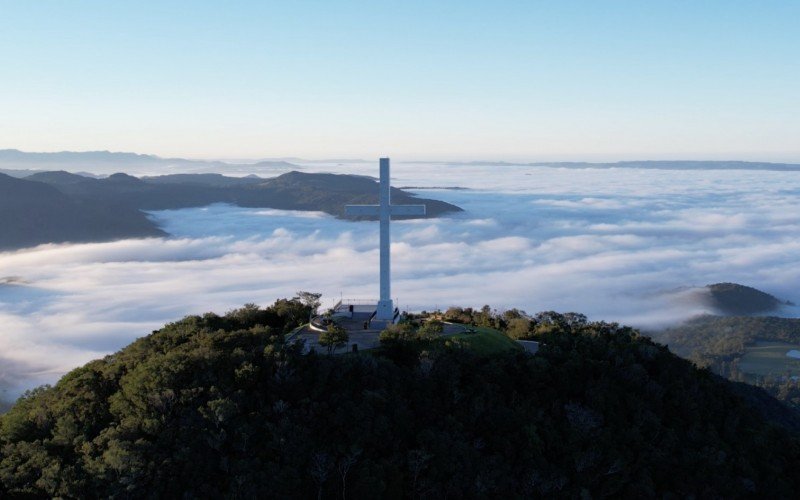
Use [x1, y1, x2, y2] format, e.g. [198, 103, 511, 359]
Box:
[0, 149, 158, 162]
[412, 160, 800, 171]
[5, 150, 800, 173]
[532, 160, 800, 171]
[0, 170, 463, 250]
[0, 149, 297, 176]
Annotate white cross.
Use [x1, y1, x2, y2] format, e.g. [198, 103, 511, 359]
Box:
[345, 158, 425, 321]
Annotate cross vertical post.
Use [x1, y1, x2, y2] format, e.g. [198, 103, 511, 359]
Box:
[378, 158, 392, 320]
[345, 158, 426, 322]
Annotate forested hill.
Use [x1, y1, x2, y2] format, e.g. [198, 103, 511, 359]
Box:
[702, 282, 786, 315]
[0, 173, 165, 250]
[0, 171, 462, 250]
[242, 171, 462, 218]
[1, 301, 799, 497]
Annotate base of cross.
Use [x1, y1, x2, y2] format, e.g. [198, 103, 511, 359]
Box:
[376, 299, 395, 322]
[307, 300, 401, 333]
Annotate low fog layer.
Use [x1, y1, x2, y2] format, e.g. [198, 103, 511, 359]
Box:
[2, 164, 800, 397]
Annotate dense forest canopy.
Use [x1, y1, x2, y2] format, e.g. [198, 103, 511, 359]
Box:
[1, 300, 800, 498]
[648, 314, 800, 412]
[652, 315, 800, 364]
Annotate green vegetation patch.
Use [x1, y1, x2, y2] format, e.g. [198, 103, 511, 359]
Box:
[445, 326, 522, 355]
[3, 302, 800, 498]
[739, 341, 800, 377]
[650, 316, 800, 412]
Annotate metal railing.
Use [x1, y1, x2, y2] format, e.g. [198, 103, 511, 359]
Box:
[337, 298, 380, 305]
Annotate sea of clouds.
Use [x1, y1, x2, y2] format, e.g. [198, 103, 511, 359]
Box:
[2, 162, 800, 398]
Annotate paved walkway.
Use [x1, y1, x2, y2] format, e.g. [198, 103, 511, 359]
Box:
[291, 325, 385, 354]
[290, 320, 474, 354]
[291, 311, 383, 353]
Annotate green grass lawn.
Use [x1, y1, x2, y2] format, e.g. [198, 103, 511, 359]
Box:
[444, 326, 522, 355]
[738, 340, 800, 377]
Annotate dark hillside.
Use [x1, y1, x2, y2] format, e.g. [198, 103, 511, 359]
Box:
[28, 170, 462, 217]
[704, 282, 783, 315]
[649, 315, 800, 413]
[142, 173, 263, 187]
[1, 302, 798, 498]
[654, 315, 800, 363]
[235, 171, 462, 218]
[0, 173, 164, 250]
[28, 171, 225, 210]
[9, 170, 462, 250]
[25, 170, 98, 185]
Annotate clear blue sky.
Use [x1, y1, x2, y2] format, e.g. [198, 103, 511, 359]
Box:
[1, 1, 798, 161]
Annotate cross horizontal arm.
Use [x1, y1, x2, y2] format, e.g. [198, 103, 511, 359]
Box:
[390, 205, 426, 216]
[345, 205, 380, 217]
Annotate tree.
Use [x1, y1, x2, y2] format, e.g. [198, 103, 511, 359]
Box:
[337, 448, 361, 500]
[273, 298, 311, 331]
[378, 323, 421, 364]
[562, 312, 588, 328]
[502, 308, 526, 322]
[319, 324, 349, 355]
[418, 320, 444, 340]
[476, 305, 494, 327]
[443, 307, 472, 324]
[378, 323, 416, 344]
[310, 452, 332, 500]
[505, 318, 531, 339]
[225, 303, 262, 327]
[296, 291, 322, 317]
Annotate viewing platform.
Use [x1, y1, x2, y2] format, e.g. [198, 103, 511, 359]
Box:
[308, 299, 400, 333]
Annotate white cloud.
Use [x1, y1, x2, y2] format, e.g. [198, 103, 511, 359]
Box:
[2, 163, 800, 398]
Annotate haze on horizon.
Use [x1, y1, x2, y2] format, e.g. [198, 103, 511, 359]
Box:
[1, 1, 799, 161]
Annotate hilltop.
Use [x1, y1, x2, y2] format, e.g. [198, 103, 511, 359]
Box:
[1, 301, 799, 497]
[0, 171, 462, 250]
[660, 282, 789, 317]
[703, 282, 786, 315]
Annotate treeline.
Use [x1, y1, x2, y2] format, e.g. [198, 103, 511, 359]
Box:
[1, 301, 800, 497]
[423, 306, 589, 340]
[652, 315, 800, 369]
[649, 315, 800, 377]
[647, 315, 800, 412]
